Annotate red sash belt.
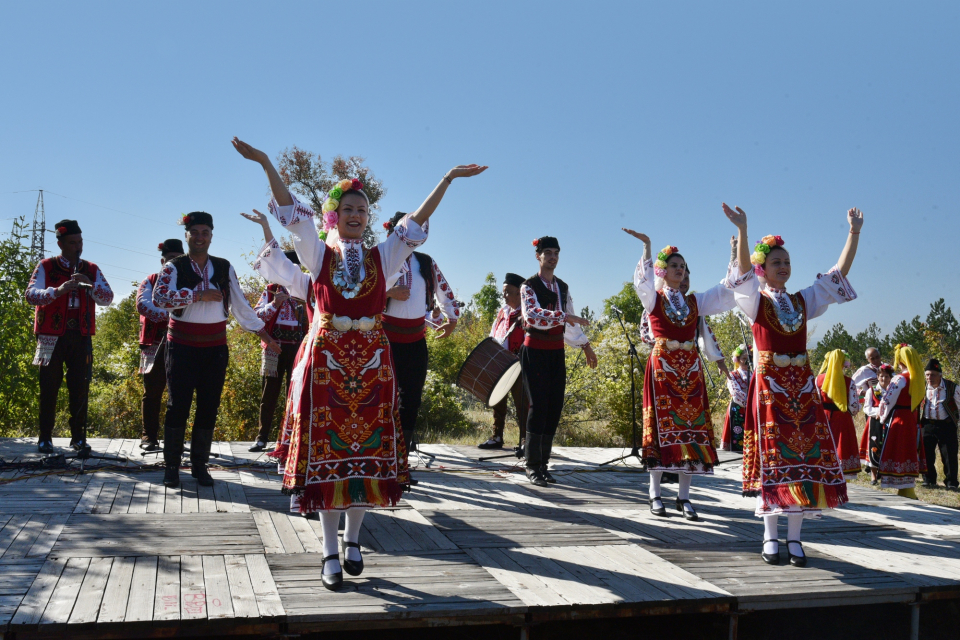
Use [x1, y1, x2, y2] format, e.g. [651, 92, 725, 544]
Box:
[523, 327, 564, 350]
[168, 319, 227, 347]
[383, 315, 426, 343]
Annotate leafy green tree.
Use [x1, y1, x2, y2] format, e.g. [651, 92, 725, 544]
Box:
[893, 316, 926, 352]
[602, 282, 645, 325]
[469, 273, 501, 328]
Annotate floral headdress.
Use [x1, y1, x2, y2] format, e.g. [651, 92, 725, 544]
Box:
[732, 343, 752, 358]
[318, 178, 366, 241]
[750, 235, 785, 276]
[654, 245, 680, 278]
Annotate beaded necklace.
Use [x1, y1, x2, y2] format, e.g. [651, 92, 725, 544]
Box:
[766, 287, 803, 333]
[332, 240, 365, 300]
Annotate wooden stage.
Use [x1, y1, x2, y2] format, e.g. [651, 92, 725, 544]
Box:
[1, 439, 960, 639]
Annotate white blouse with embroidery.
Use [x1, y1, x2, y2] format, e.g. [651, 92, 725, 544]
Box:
[385, 254, 460, 321]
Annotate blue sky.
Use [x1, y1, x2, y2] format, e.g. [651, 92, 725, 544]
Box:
[1, 1, 957, 343]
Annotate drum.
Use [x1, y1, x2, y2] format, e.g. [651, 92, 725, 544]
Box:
[456, 338, 522, 407]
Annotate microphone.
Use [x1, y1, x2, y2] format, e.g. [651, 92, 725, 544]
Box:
[609, 304, 623, 315]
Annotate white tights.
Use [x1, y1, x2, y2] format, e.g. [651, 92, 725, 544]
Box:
[648, 471, 694, 513]
[762, 513, 804, 556]
[314, 508, 367, 575]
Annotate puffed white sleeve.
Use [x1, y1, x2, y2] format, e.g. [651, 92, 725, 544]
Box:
[563, 291, 590, 348]
[798, 265, 857, 321]
[877, 375, 906, 423]
[253, 239, 312, 301]
[226, 265, 266, 333]
[693, 279, 737, 317]
[267, 195, 326, 281]
[632, 258, 658, 314]
[378, 216, 429, 278]
[698, 318, 724, 362]
[847, 378, 861, 416]
[137, 278, 168, 324]
[521, 284, 566, 329]
[90, 268, 114, 306]
[431, 261, 461, 320]
[724, 262, 760, 322]
[862, 391, 880, 418]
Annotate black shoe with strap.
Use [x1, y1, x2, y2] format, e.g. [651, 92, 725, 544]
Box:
[248, 439, 267, 452]
[526, 467, 548, 487]
[321, 555, 343, 591]
[761, 539, 780, 565]
[342, 539, 364, 576]
[649, 497, 667, 517]
[787, 540, 807, 567]
[37, 440, 54, 455]
[675, 498, 699, 521]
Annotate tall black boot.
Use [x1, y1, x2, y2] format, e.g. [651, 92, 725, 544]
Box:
[163, 426, 184, 488]
[524, 432, 547, 487]
[541, 436, 557, 484]
[190, 429, 215, 487]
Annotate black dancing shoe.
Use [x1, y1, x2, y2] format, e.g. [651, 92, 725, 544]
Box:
[248, 439, 267, 452]
[37, 440, 54, 454]
[675, 498, 699, 521]
[649, 497, 667, 517]
[163, 465, 180, 488]
[761, 539, 780, 565]
[787, 540, 807, 567]
[302, 511, 319, 520]
[342, 539, 364, 576]
[141, 440, 161, 452]
[477, 436, 504, 450]
[526, 468, 549, 487]
[321, 554, 343, 591]
[541, 467, 557, 484]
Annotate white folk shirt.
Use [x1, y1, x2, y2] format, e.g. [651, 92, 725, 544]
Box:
[254, 239, 313, 304]
[385, 254, 460, 321]
[519, 276, 590, 348]
[137, 276, 168, 325]
[254, 286, 304, 341]
[923, 381, 960, 422]
[152, 257, 265, 333]
[727, 367, 750, 407]
[852, 363, 890, 392]
[26, 255, 114, 311]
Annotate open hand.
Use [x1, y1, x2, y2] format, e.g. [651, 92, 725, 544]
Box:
[716, 360, 731, 379]
[565, 314, 590, 328]
[240, 209, 270, 227]
[722, 203, 747, 229]
[232, 137, 268, 164]
[621, 228, 650, 244]
[263, 335, 282, 354]
[436, 318, 458, 339]
[583, 345, 598, 369]
[445, 164, 489, 180]
[848, 207, 864, 232]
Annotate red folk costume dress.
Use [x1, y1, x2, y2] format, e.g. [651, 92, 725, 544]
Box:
[875, 373, 927, 490]
[721, 367, 751, 452]
[266, 196, 427, 512]
[815, 373, 862, 477]
[253, 238, 316, 468]
[632, 258, 735, 473]
[728, 266, 855, 516]
[859, 381, 886, 470]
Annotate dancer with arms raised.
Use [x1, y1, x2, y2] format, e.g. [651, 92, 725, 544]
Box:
[724, 203, 863, 567]
[234, 137, 486, 590]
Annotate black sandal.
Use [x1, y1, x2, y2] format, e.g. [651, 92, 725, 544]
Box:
[342, 540, 364, 576]
[675, 498, 699, 521]
[787, 540, 806, 567]
[761, 539, 780, 565]
[649, 497, 667, 517]
[321, 554, 343, 590]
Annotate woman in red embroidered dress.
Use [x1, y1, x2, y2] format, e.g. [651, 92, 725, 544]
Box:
[816, 349, 862, 478]
[234, 137, 486, 590]
[875, 344, 927, 498]
[724, 203, 863, 567]
[860, 364, 894, 484]
[623, 230, 736, 521]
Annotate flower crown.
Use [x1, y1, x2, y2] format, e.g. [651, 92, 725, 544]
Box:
[749, 235, 785, 275]
[318, 178, 365, 240]
[654, 245, 679, 278]
[732, 343, 752, 357]
[879, 363, 894, 375]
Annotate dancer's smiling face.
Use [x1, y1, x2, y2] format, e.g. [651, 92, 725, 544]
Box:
[337, 192, 369, 240]
[537, 248, 560, 271]
[764, 247, 791, 288]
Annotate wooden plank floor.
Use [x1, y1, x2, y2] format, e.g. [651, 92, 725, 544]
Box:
[0, 437, 959, 637]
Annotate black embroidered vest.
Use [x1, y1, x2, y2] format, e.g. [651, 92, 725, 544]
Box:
[523, 274, 568, 336]
[169, 254, 231, 318]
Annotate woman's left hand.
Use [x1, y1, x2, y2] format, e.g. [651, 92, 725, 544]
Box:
[848, 207, 864, 232]
[446, 164, 489, 180]
[583, 345, 598, 369]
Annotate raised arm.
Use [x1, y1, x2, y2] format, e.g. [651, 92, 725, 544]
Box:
[408, 164, 488, 228]
[722, 203, 750, 276]
[232, 138, 293, 207]
[622, 229, 657, 312]
[240, 209, 275, 245]
[837, 208, 863, 277]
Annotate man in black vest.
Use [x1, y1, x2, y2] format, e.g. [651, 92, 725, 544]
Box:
[519, 236, 596, 487]
[152, 211, 280, 488]
[919, 358, 960, 489]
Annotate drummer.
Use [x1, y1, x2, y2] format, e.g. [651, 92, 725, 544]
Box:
[383, 212, 461, 467]
[521, 237, 597, 487]
[478, 273, 528, 450]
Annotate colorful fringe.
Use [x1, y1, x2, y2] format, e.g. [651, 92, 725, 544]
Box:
[762, 480, 847, 510]
[284, 478, 405, 513]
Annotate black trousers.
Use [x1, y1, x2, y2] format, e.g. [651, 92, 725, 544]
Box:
[390, 338, 429, 447]
[521, 346, 565, 468]
[256, 342, 299, 442]
[164, 341, 229, 465]
[921, 418, 959, 486]
[492, 375, 528, 443]
[38, 331, 92, 444]
[141, 342, 167, 443]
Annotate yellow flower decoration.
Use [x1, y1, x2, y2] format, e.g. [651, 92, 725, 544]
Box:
[321, 199, 339, 213]
[750, 251, 765, 265]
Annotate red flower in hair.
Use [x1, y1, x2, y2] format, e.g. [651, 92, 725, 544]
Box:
[181, 214, 191, 226]
[774, 235, 785, 246]
[57, 226, 67, 234]
[157, 243, 164, 251]
[532, 239, 539, 247]
[382, 222, 391, 229]
[351, 179, 363, 191]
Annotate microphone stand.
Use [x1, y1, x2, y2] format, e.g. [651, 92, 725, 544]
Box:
[600, 307, 645, 469]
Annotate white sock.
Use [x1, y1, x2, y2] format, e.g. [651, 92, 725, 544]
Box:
[786, 512, 804, 557]
[763, 514, 779, 555]
[343, 507, 366, 562]
[649, 471, 663, 508]
[289, 494, 300, 513]
[678, 473, 693, 510]
[319, 510, 341, 575]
